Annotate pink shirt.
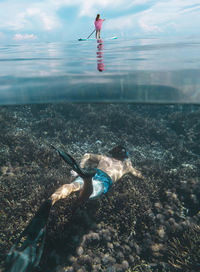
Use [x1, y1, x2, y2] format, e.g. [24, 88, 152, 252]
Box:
[94, 19, 103, 30]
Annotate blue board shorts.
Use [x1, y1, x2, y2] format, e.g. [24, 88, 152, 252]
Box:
[72, 168, 112, 199]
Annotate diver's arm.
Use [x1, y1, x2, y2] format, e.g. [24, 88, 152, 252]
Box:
[129, 166, 143, 179]
[80, 153, 102, 168]
[125, 159, 143, 179]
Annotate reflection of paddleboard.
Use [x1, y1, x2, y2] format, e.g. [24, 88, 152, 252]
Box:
[78, 37, 117, 41]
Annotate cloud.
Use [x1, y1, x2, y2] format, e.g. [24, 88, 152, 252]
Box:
[25, 7, 60, 30]
[0, 1, 61, 31]
[105, 0, 200, 35]
[138, 0, 200, 34]
[105, 15, 135, 30]
[139, 19, 162, 33]
[52, 0, 146, 17]
[0, 0, 200, 41]
[13, 33, 38, 41]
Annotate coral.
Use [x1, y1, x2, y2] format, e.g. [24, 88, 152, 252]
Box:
[0, 104, 200, 272]
[166, 224, 200, 272]
[125, 258, 168, 272]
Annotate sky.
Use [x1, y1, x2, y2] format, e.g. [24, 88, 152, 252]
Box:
[0, 0, 200, 42]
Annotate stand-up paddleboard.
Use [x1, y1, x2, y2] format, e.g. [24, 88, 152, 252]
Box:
[78, 37, 118, 41]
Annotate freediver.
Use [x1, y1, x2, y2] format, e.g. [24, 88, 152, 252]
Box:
[50, 145, 143, 206]
[5, 145, 143, 272]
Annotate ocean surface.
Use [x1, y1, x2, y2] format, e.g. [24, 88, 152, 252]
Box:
[0, 36, 200, 104]
[0, 37, 200, 272]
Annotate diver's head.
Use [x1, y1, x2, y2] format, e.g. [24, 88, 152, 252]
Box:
[108, 145, 128, 161]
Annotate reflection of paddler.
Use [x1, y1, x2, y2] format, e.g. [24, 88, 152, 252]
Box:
[96, 39, 105, 72]
[6, 145, 143, 272]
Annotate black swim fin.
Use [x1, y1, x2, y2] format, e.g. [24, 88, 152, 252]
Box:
[5, 199, 52, 272]
[51, 145, 96, 178]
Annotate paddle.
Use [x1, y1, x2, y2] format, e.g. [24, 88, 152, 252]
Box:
[87, 29, 95, 39]
[78, 29, 95, 41]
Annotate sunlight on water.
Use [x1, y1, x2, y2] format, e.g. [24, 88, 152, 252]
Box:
[1, 37, 200, 272]
[0, 37, 200, 104]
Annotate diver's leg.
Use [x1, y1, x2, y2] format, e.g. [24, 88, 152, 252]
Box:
[95, 31, 97, 39]
[77, 177, 93, 206]
[51, 182, 82, 205]
[99, 30, 101, 39]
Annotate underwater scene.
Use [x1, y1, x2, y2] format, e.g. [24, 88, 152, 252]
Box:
[0, 38, 200, 272]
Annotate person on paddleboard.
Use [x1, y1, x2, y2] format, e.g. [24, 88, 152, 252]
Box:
[95, 14, 105, 39]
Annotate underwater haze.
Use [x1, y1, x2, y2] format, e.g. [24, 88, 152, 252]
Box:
[0, 37, 200, 272]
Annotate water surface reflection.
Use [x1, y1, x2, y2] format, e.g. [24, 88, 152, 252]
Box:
[96, 39, 105, 72]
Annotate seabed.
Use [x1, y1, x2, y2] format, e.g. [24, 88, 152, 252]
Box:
[0, 103, 200, 272]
